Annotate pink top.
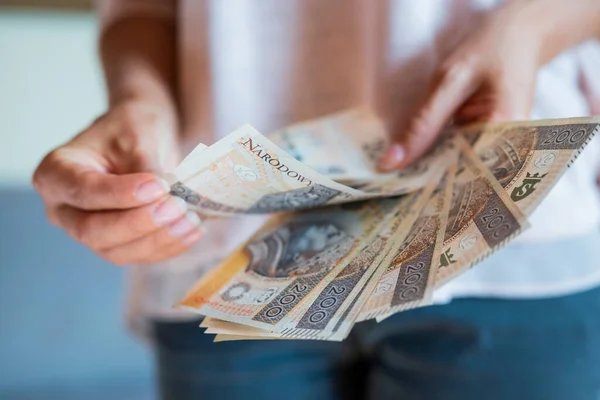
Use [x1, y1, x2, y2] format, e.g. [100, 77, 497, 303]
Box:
[97, 0, 600, 323]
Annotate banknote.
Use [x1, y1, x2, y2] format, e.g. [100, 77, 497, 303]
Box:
[201, 317, 281, 338]
[358, 166, 455, 321]
[177, 199, 398, 332]
[167, 116, 455, 216]
[434, 137, 529, 287]
[268, 108, 460, 191]
[288, 206, 413, 340]
[264, 185, 437, 340]
[167, 125, 365, 216]
[464, 117, 600, 215]
[213, 334, 296, 342]
[198, 197, 423, 341]
[202, 266, 385, 341]
[340, 135, 458, 197]
[267, 108, 389, 181]
[315, 160, 457, 338]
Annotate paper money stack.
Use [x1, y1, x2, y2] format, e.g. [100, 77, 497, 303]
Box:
[168, 109, 599, 341]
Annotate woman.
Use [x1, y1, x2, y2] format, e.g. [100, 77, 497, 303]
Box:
[33, 0, 600, 399]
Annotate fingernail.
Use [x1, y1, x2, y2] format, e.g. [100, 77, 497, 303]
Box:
[153, 197, 188, 225]
[168, 211, 202, 238]
[136, 179, 170, 202]
[378, 144, 405, 171]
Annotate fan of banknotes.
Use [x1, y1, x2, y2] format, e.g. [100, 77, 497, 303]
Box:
[167, 109, 599, 341]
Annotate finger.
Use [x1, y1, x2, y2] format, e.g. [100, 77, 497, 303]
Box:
[454, 102, 495, 125]
[51, 196, 189, 250]
[98, 212, 204, 266]
[455, 83, 533, 126]
[379, 62, 480, 171]
[33, 148, 170, 210]
[456, 100, 528, 126]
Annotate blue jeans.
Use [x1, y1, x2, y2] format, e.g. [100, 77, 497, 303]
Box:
[153, 284, 600, 400]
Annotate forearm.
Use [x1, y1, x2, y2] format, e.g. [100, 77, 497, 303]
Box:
[100, 16, 178, 114]
[511, 0, 600, 64]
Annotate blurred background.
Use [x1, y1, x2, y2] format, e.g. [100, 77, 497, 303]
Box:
[0, 1, 154, 399]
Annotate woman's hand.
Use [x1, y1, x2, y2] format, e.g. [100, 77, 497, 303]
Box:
[33, 99, 203, 266]
[378, 0, 600, 171]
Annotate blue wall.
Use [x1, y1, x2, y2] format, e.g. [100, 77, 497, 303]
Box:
[0, 9, 154, 399]
[0, 189, 154, 399]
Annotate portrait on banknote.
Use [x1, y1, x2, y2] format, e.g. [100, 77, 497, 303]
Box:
[244, 219, 355, 278]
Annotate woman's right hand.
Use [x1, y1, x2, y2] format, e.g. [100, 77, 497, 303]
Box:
[33, 98, 203, 266]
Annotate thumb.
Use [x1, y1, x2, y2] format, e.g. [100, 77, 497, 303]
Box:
[33, 147, 170, 210]
[378, 64, 479, 171]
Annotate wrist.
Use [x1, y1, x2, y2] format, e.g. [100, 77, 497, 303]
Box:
[108, 69, 177, 110]
[505, 0, 600, 66]
[109, 92, 180, 138]
[488, 0, 547, 67]
[107, 71, 180, 133]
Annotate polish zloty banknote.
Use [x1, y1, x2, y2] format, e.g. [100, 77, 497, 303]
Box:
[358, 166, 456, 321]
[228, 214, 408, 340]
[198, 194, 424, 341]
[434, 137, 529, 287]
[267, 108, 389, 181]
[313, 156, 458, 339]
[268, 107, 460, 191]
[177, 199, 399, 332]
[167, 125, 365, 217]
[464, 117, 600, 215]
[212, 334, 296, 342]
[344, 137, 457, 197]
[201, 317, 282, 338]
[167, 117, 456, 216]
[261, 185, 438, 341]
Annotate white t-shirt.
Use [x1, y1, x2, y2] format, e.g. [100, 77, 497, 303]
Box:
[98, 0, 600, 322]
